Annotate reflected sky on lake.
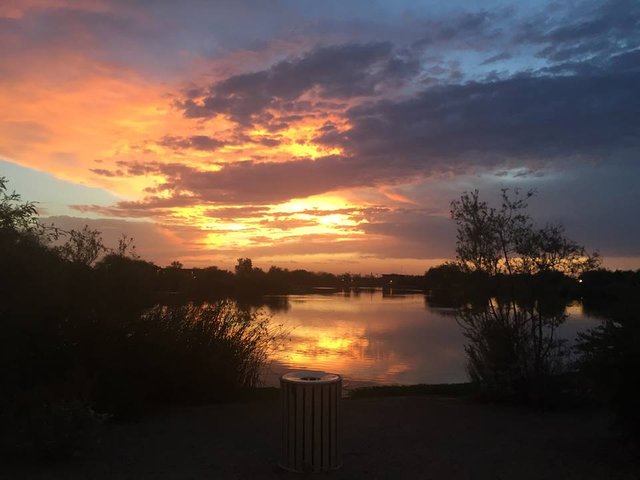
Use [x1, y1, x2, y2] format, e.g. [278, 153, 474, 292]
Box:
[262, 291, 599, 387]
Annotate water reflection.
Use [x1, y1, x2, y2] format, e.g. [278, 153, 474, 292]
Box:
[261, 290, 599, 387]
[260, 295, 291, 313]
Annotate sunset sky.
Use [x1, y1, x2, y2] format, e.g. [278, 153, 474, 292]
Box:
[1, 0, 639, 273]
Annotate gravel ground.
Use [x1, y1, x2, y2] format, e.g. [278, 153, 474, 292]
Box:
[2, 395, 638, 480]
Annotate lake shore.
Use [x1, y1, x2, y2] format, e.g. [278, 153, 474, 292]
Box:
[2, 390, 638, 480]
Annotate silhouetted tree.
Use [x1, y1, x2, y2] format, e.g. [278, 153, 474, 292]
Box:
[169, 260, 183, 269]
[0, 177, 39, 235]
[451, 189, 599, 403]
[451, 189, 599, 276]
[235, 257, 253, 276]
[57, 225, 106, 266]
[424, 263, 476, 308]
[114, 233, 139, 259]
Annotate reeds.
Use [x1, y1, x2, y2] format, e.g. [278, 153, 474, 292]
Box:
[137, 301, 278, 395]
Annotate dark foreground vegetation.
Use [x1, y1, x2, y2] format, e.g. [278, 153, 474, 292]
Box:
[0, 177, 281, 461]
[424, 190, 639, 442]
[4, 394, 638, 480]
[575, 270, 640, 440]
[1, 177, 638, 465]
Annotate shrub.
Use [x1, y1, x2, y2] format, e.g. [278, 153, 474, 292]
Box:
[0, 177, 282, 459]
[575, 294, 640, 441]
[91, 301, 279, 414]
[450, 189, 597, 404]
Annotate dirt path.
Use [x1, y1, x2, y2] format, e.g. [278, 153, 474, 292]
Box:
[2, 396, 638, 479]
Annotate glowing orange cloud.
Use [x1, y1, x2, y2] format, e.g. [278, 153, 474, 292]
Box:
[0, 7, 452, 273]
[0, 47, 376, 266]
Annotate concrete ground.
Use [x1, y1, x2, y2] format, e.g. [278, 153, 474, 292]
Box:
[2, 395, 638, 480]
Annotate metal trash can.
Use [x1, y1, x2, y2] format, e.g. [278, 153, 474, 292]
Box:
[280, 371, 342, 473]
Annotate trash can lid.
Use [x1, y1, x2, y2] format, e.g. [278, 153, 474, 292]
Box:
[282, 370, 341, 384]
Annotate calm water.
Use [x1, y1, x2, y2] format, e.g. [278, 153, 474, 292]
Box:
[261, 290, 598, 387]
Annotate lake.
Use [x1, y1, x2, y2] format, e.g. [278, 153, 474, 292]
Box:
[260, 290, 598, 388]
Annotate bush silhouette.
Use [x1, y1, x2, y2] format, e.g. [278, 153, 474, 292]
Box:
[0, 177, 281, 459]
[450, 189, 599, 404]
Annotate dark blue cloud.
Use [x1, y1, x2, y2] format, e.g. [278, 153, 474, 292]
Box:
[177, 42, 420, 124]
[158, 135, 226, 151]
[322, 69, 640, 165]
[108, 56, 640, 208]
[516, 0, 640, 63]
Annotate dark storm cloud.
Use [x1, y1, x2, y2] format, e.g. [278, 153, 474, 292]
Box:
[515, 0, 640, 63]
[82, 153, 414, 206]
[137, 157, 386, 204]
[176, 42, 420, 124]
[257, 137, 281, 147]
[98, 61, 640, 207]
[606, 48, 640, 73]
[320, 69, 640, 165]
[412, 9, 508, 50]
[159, 135, 226, 152]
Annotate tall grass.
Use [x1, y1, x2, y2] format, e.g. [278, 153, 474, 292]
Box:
[1, 300, 282, 460]
[89, 301, 282, 415]
[138, 301, 276, 394]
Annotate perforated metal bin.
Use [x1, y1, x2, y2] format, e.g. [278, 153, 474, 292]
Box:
[280, 371, 342, 473]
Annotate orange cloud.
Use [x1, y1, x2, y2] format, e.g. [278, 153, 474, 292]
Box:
[0, 10, 452, 271]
